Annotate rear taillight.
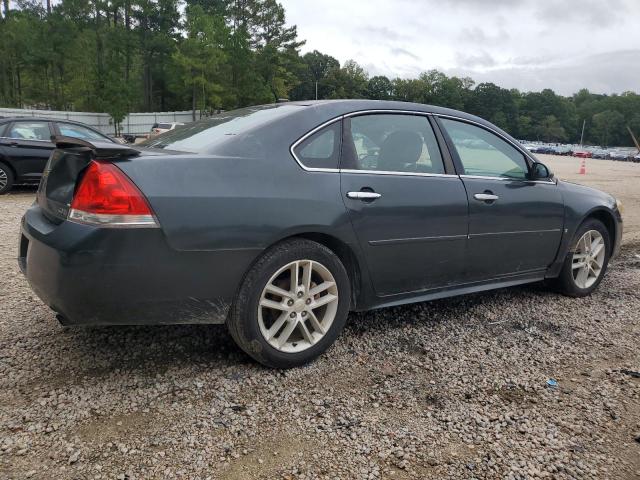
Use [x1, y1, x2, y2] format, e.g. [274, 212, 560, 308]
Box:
[69, 161, 159, 228]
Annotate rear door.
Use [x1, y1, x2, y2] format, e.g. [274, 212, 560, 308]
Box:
[339, 112, 469, 296]
[0, 120, 55, 180]
[437, 116, 564, 281]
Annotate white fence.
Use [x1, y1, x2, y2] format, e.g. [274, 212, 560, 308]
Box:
[0, 108, 200, 136]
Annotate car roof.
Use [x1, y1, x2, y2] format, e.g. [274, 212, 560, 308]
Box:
[268, 99, 498, 132]
[0, 116, 102, 129]
[286, 99, 481, 118]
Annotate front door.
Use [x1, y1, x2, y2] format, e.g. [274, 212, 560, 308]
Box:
[437, 117, 564, 281]
[0, 121, 55, 181]
[340, 113, 469, 296]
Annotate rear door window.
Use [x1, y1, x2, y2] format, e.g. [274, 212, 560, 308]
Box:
[58, 123, 110, 142]
[343, 114, 445, 174]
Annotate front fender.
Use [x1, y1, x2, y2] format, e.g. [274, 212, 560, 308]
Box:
[546, 180, 622, 278]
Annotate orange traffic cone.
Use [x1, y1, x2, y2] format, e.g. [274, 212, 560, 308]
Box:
[578, 158, 586, 175]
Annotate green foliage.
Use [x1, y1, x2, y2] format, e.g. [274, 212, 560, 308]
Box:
[0, 0, 638, 146]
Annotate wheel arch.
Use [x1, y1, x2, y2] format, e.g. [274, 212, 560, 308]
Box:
[584, 208, 617, 255]
[0, 157, 16, 178]
[278, 232, 365, 310]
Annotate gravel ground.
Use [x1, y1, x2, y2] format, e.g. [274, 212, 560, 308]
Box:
[1, 159, 639, 479]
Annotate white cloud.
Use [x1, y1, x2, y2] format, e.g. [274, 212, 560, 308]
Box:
[280, 0, 640, 94]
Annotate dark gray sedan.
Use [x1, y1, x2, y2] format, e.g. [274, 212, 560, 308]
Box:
[20, 100, 623, 368]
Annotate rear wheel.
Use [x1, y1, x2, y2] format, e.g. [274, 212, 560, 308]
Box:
[227, 239, 350, 368]
[0, 163, 14, 194]
[553, 218, 610, 297]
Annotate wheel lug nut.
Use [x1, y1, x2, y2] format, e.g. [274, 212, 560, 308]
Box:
[301, 311, 307, 317]
[289, 312, 296, 318]
[297, 291, 304, 298]
[305, 298, 311, 305]
[287, 299, 294, 306]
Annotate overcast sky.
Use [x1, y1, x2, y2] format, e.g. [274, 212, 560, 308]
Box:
[280, 0, 640, 96]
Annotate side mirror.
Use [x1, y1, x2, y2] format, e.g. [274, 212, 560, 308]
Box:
[531, 162, 553, 180]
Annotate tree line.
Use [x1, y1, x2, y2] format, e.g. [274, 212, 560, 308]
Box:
[1, 0, 639, 146]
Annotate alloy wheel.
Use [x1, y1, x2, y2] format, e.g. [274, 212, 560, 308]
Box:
[0, 168, 7, 190]
[572, 229, 606, 289]
[258, 259, 339, 353]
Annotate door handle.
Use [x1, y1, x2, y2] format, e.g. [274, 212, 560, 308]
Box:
[8, 141, 19, 147]
[346, 191, 382, 200]
[473, 193, 499, 202]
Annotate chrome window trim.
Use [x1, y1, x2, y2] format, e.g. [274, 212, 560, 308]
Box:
[290, 109, 554, 183]
[460, 174, 556, 184]
[434, 113, 537, 164]
[0, 136, 53, 144]
[435, 113, 558, 182]
[344, 109, 432, 118]
[290, 109, 435, 173]
[341, 169, 457, 178]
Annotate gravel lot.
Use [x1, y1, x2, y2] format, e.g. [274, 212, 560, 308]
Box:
[1, 157, 639, 479]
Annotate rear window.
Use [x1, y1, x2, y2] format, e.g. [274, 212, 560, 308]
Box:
[293, 122, 341, 169]
[156, 123, 173, 129]
[58, 123, 111, 142]
[139, 105, 301, 153]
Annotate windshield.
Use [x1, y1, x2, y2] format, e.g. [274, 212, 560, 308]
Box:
[139, 104, 301, 153]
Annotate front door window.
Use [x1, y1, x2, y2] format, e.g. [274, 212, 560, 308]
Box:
[439, 118, 528, 179]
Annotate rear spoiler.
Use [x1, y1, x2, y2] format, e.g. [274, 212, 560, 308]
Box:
[52, 135, 140, 159]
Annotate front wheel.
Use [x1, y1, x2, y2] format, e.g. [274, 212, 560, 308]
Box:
[227, 239, 351, 368]
[553, 218, 610, 297]
[0, 163, 14, 194]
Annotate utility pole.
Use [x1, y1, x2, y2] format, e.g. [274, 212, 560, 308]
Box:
[628, 126, 640, 154]
[579, 119, 586, 147]
[315, 81, 318, 100]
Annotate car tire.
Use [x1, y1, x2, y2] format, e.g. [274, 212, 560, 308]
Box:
[553, 218, 611, 297]
[227, 238, 351, 368]
[0, 162, 14, 195]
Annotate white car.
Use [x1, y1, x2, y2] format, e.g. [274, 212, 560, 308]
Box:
[150, 122, 184, 136]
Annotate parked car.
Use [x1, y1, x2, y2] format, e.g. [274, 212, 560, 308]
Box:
[20, 100, 623, 368]
[609, 150, 629, 161]
[551, 145, 572, 156]
[574, 150, 592, 158]
[0, 117, 116, 194]
[150, 122, 184, 136]
[591, 148, 609, 159]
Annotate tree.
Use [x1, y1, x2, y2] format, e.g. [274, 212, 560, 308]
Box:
[324, 60, 368, 99]
[174, 5, 227, 119]
[0, 0, 638, 147]
[289, 50, 339, 100]
[367, 75, 392, 100]
[592, 110, 625, 147]
[248, 0, 304, 102]
[537, 115, 567, 142]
